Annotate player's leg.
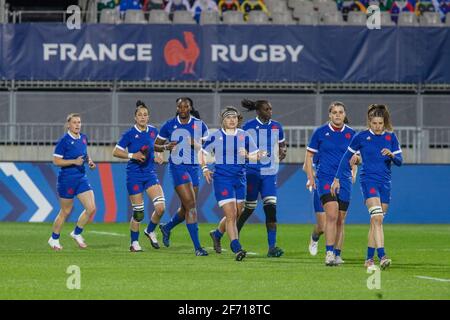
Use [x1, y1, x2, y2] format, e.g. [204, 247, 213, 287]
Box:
[71, 189, 96, 248]
[236, 172, 260, 233]
[129, 191, 145, 252]
[334, 209, 347, 265]
[49, 197, 74, 250]
[175, 181, 207, 255]
[333, 183, 350, 264]
[378, 202, 391, 269]
[143, 182, 165, 249]
[221, 200, 246, 261]
[159, 166, 189, 246]
[319, 177, 339, 266]
[362, 181, 389, 268]
[309, 189, 325, 256]
[260, 175, 283, 258]
[210, 176, 230, 253]
[210, 216, 226, 254]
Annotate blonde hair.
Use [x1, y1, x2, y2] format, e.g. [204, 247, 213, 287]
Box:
[65, 113, 81, 130]
[220, 106, 243, 129]
[367, 104, 393, 131]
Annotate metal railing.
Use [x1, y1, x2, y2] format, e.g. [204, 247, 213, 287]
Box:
[1, 123, 448, 163]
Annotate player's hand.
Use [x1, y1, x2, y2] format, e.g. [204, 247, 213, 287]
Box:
[381, 148, 393, 158]
[133, 151, 146, 163]
[306, 179, 316, 192]
[330, 178, 340, 197]
[257, 150, 268, 160]
[73, 156, 84, 166]
[155, 152, 164, 165]
[164, 141, 177, 151]
[203, 168, 213, 184]
[350, 154, 361, 166]
[88, 159, 96, 170]
[279, 147, 287, 161]
[239, 148, 248, 158]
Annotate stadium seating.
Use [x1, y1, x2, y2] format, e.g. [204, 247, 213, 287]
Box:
[447, 12, 450, 26]
[420, 12, 443, 26]
[398, 12, 419, 27]
[380, 11, 395, 26]
[296, 11, 320, 25]
[222, 10, 245, 24]
[173, 10, 196, 24]
[322, 11, 345, 25]
[247, 10, 270, 24]
[266, 0, 290, 14]
[200, 10, 221, 24]
[289, 0, 314, 12]
[347, 11, 366, 26]
[148, 9, 171, 23]
[100, 9, 121, 24]
[124, 9, 147, 23]
[271, 11, 297, 25]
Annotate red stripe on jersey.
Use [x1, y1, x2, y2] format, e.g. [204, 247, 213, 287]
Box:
[98, 163, 117, 223]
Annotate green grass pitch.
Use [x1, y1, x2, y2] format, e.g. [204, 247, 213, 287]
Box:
[0, 222, 449, 300]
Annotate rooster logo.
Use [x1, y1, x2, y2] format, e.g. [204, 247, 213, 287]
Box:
[164, 32, 200, 75]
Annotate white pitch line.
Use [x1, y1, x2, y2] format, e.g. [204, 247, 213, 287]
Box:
[415, 276, 450, 283]
[89, 231, 126, 237]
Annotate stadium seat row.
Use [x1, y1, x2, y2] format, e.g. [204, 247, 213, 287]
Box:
[101, 7, 450, 26]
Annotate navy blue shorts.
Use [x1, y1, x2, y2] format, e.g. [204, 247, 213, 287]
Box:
[245, 170, 277, 201]
[360, 180, 391, 204]
[313, 188, 324, 213]
[127, 172, 160, 196]
[57, 175, 92, 199]
[317, 176, 352, 203]
[169, 164, 199, 188]
[213, 174, 246, 207]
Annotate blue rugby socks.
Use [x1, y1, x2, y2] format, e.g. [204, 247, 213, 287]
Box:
[186, 223, 201, 250]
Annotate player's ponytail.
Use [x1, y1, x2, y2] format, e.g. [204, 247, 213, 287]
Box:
[241, 99, 258, 112]
[367, 104, 393, 131]
[241, 99, 270, 113]
[135, 100, 149, 116]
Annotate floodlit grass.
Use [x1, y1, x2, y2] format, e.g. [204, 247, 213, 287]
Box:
[1, 223, 449, 300]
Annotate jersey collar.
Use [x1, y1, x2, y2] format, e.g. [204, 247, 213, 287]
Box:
[369, 129, 385, 136]
[221, 128, 238, 136]
[328, 123, 346, 132]
[177, 115, 192, 125]
[256, 117, 272, 125]
[67, 131, 81, 140]
[134, 125, 149, 133]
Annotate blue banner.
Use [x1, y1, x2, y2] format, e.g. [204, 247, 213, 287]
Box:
[0, 162, 449, 224]
[0, 24, 449, 82]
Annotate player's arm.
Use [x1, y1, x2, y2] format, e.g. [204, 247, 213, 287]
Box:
[382, 134, 403, 166]
[154, 137, 177, 152]
[112, 146, 146, 162]
[303, 150, 316, 190]
[278, 141, 287, 161]
[53, 156, 84, 167]
[86, 154, 96, 169]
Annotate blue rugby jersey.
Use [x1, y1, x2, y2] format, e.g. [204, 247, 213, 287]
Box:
[116, 125, 158, 175]
[243, 117, 285, 171]
[336, 129, 402, 184]
[202, 128, 258, 177]
[157, 115, 209, 165]
[307, 123, 356, 179]
[53, 132, 89, 178]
